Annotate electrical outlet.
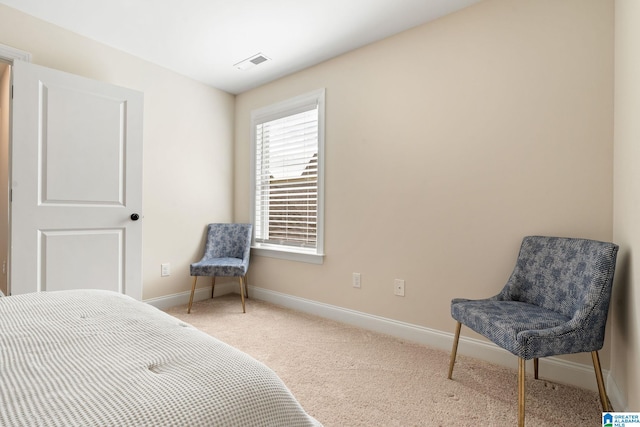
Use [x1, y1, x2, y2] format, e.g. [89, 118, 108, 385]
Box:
[353, 272, 361, 288]
[161, 263, 170, 277]
[394, 279, 405, 296]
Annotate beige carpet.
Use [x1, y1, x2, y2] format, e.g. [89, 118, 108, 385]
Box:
[165, 294, 604, 426]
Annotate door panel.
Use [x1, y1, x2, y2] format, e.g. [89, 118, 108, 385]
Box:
[40, 229, 123, 292]
[43, 83, 126, 205]
[10, 60, 143, 299]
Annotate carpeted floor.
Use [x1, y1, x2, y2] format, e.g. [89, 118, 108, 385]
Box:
[165, 294, 604, 427]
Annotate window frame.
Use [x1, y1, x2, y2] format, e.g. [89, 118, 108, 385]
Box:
[250, 89, 325, 264]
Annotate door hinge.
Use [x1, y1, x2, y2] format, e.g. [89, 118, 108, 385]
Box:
[11, 84, 13, 99]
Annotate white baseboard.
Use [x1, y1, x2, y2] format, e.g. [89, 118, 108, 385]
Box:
[146, 284, 626, 410]
[144, 282, 237, 310]
[606, 374, 627, 412]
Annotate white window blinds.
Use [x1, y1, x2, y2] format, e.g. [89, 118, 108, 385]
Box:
[254, 105, 319, 249]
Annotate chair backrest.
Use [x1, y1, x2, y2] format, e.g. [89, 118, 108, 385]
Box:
[203, 223, 252, 260]
[498, 236, 618, 322]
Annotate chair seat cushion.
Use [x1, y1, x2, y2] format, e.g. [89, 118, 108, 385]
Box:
[451, 299, 571, 358]
[190, 257, 247, 277]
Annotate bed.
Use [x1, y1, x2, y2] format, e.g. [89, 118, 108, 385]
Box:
[0, 289, 322, 427]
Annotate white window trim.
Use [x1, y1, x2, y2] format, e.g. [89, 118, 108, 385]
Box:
[250, 89, 325, 264]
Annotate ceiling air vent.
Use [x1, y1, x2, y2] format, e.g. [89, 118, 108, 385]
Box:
[234, 53, 271, 70]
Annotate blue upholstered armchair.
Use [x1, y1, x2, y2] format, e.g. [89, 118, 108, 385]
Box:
[187, 223, 253, 314]
[447, 236, 618, 427]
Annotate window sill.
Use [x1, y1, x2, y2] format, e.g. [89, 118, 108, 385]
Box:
[251, 245, 324, 265]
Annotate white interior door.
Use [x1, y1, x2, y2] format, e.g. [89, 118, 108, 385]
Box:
[10, 60, 143, 299]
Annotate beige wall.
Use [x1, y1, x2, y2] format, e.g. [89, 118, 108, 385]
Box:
[0, 4, 236, 301]
[235, 0, 614, 367]
[613, 0, 640, 411]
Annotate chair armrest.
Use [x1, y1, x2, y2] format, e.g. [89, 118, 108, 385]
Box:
[516, 319, 605, 357]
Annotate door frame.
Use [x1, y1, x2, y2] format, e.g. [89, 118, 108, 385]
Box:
[0, 43, 31, 295]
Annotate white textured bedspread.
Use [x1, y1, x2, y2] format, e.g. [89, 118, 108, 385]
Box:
[0, 290, 322, 427]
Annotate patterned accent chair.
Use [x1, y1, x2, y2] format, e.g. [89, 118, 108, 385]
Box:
[447, 236, 618, 427]
[187, 223, 253, 314]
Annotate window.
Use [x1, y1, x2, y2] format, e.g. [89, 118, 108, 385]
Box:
[251, 89, 325, 264]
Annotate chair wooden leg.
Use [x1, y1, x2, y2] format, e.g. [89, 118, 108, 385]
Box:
[244, 272, 249, 299]
[211, 277, 216, 299]
[187, 276, 198, 314]
[592, 351, 612, 411]
[448, 322, 462, 379]
[239, 276, 246, 313]
[534, 358, 539, 380]
[518, 358, 525, 427]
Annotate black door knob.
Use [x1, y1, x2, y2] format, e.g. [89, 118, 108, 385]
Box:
[130, 213, 140, 221]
